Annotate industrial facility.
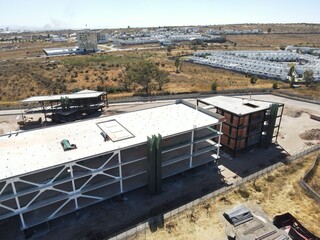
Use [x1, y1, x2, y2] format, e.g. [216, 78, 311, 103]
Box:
[0, 100, 224, 230]
[197, 96, 284, 157]
[44, 30, 98, 56]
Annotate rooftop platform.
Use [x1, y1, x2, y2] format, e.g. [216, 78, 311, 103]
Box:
[0, 101, 221, 180]
[21, 90, 105, 103]
[199, 96, 272, 115]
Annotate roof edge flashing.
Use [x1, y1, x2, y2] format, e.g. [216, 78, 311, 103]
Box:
[177, 99, 225, 123]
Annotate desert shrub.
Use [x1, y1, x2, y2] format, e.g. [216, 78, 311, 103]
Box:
[96, 85, 105, 91]
[272, 81, 278, 89]
[253, 179, 261, 192]
[238, 186, 250, 198]
[265, 175, 275, 182]
[105, 86, 127, 93]
[211, 81, 218, 91]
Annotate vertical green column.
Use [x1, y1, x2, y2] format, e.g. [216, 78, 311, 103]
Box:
[155, 134, 162, 193]
[147, 134, 162, 195]
[147, 135, 156, 195]
[264, 103, 279, 146]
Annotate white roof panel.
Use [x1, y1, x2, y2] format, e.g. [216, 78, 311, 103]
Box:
[21, 90, 105, 103]
[0, 103, 219, 180]
[200, 96, 271, 115]
[97, 120, 134, 141]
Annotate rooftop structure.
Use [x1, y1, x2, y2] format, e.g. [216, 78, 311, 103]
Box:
[21, 90, 107, 123]
[199, 96, 271, 116]
[0, 100, 224, 229]
[224, 205, 291, 240]
[198, 96, 284, 157]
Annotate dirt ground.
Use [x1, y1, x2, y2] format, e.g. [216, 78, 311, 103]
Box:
[237, 94, 320, 154]
[300, 129, 320, 141]
[132, 151, 320, 240]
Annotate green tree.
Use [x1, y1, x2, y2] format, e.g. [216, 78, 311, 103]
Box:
[175, 57, 181, 73]
[250, 75, 258, 85]
[191, 45, 198, 51]
[303, 70, 314, 86]
[267, 28, 272, 34]
[272, 81, 278, 89]
[288, 65, 295, 77]
[124, 60, 170, 94]
[167, 45, 174, 54]
[155, 70, 170, 90]
[211, 81, 218, 91]
[290, 75, 295, 88]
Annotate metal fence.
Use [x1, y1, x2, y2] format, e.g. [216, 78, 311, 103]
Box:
[273, 90, 320, 105]
[109, 144, 320, 240]
[300, 154, 320, 203]
[107, 88, 272, 104]
[286, 144, 320, 163]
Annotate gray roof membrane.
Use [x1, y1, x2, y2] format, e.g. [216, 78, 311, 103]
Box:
[224, 205, 253, 226]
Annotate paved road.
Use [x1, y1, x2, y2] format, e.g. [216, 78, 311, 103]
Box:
[0, 109, 25, 116]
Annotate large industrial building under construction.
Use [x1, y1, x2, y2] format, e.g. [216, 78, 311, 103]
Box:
[0, 100, 224, 230]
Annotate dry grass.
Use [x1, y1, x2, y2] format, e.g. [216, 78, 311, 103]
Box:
[209, 23, 320, 34]
[306, 157, 320, 194]
[0, 41, 74, 60]
[228, 34, 320, 49]
[281, 85, 320, 99]
[132, 151, 320, 240]
[1, 26, 320, 104]
[0, 50, 274, 104]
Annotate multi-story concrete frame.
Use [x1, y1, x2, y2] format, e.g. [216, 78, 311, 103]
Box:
[77, 31, 98, 52]
[0, 100, 224, 230]
[197, 96, 284, 157]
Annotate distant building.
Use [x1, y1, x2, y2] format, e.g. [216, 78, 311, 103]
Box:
[43, 47, 81, 56]
[77, 31, 98, 52]
[97, 33, 111, 44]
[50, 37, 68, 43]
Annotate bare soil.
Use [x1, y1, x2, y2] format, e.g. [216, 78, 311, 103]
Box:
[300, 129, 320, 141]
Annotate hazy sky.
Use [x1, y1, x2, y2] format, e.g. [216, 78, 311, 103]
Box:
[1, 0, 319, 30]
